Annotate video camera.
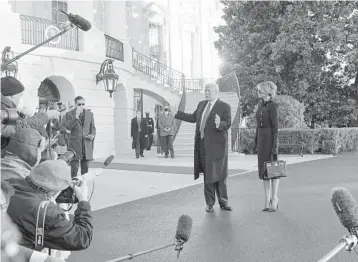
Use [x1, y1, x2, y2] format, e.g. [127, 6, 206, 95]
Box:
[1, 108, 19, 125]
[56, 148, 80, 204]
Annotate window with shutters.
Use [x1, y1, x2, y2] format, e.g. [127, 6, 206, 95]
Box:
[105, 34, 124, 62]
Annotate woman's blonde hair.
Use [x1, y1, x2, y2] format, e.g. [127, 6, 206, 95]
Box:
[256, 81, 277, 97]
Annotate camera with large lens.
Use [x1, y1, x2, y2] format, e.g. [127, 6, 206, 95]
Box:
[1, 108, 19, 125]
[56, 148, 79, 204]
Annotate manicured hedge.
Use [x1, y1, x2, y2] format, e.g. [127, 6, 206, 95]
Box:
[232, 128, 358, 155]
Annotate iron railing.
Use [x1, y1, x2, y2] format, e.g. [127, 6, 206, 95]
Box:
[132, 48, 185, 93]
[20, 14, 79, 51]
[105, 34, 124, 62]
[184, 78, 216, 93]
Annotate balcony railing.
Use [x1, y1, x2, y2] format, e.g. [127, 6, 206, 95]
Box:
[184, 78, 215, 93]
[105, 34, 124, 62]
[20, 15, 79, 51]
[132, 48, 185, 93]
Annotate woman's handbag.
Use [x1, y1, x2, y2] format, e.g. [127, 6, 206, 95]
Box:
[264, 155, 287, 179]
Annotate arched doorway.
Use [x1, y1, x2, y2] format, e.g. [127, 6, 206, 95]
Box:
[37, 75, 75, 154]
[37, 75, 76, 110]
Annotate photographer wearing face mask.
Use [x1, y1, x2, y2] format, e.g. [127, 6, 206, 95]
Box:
[6, 160, 93, 252]
[1, 128, 46, 183]
[1, 76, 60, 156]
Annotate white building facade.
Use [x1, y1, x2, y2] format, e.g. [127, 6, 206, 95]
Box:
[0, 0, 223, 158]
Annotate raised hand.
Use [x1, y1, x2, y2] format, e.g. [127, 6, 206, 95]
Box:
[215, 114, 220, 128]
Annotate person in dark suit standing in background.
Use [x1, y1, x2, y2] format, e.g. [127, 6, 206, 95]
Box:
[131, 111, 148, 158]
[174, 83, 232, 212]
[254, 81, 280, 212]
[145, 111, 154, 150]
[62, 96, 96, 178]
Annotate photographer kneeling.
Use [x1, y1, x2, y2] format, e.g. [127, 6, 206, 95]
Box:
[7, 160, 93, 252]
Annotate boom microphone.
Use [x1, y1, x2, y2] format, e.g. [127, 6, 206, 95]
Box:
[175, 214, 193, 257]
[317, 188, 358, 262]
[60, 10, 91, 31]
[331, 187, 358, 234]
[105, 215, 193, 261]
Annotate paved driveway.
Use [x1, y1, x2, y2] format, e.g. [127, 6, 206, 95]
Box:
[69, 153, 358, 262]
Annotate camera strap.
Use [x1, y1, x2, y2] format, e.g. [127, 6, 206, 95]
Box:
[34, 200, 51, 252]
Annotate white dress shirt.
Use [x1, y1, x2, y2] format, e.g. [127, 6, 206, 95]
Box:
[200, 98, 219, 129]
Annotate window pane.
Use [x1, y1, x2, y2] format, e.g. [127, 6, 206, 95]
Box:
[59, 13, 67, 23]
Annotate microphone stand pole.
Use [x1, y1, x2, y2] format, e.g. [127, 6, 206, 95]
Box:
[317, 235, 358, 262]
[1, 24, 74, 70]
[105, 238, 185, 262]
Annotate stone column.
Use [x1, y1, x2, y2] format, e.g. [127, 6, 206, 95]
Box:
[113, 75, 134, 155]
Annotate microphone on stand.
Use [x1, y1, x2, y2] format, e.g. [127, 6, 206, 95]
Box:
[105, 215, 193, 262]
[317, 187, 358, 262]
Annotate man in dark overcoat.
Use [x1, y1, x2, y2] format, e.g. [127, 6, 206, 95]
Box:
[145, 111, 154, 150]
[174, 82, 232, 212]
[62, 96, 96, 178]
[131, 111, 148, 158]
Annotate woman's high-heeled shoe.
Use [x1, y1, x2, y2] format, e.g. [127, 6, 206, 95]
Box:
[262, 200, 272, 212]
[268, 198, 279, 212]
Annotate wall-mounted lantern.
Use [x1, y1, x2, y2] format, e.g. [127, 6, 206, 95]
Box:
[95, 59, 119, 98]
[1, 46, 18, 78]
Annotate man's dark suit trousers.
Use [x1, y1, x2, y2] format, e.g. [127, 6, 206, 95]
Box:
[199, 138, 228, 207]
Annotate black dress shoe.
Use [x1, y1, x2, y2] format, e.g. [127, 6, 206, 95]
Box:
[220, 205, 232, 211]
[206, 205, 214, 212]
[140, 154, 144, 157]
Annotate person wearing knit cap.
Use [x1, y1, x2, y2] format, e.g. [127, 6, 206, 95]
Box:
[1, 76, 60, 155]
[6, 159, 93, 252]
[1, 181, 66, 262]
[1, 128, 47, 183]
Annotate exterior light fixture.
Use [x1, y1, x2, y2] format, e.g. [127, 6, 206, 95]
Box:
[1, 46, 18, 78]
[95, 59, 119, 98]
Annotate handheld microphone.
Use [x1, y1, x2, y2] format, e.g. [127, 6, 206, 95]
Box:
[56, 155, 115, 204]
[105, 215, 193, 262]
[81, 155, 115, 182]
[317, 188, 358, 262]
[59, 10, 92, 31]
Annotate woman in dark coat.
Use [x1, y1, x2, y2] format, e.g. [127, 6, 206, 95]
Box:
[254, 81, 280, 212]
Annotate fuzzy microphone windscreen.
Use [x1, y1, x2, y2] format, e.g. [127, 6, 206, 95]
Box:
[175, 215, 193, 242]
[331, 187, 358, 229]
[104, 155, 114, 167]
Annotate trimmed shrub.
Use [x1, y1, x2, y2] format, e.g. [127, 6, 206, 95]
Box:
[234, 127, 358, 155]
[246, 95, 307, 129]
